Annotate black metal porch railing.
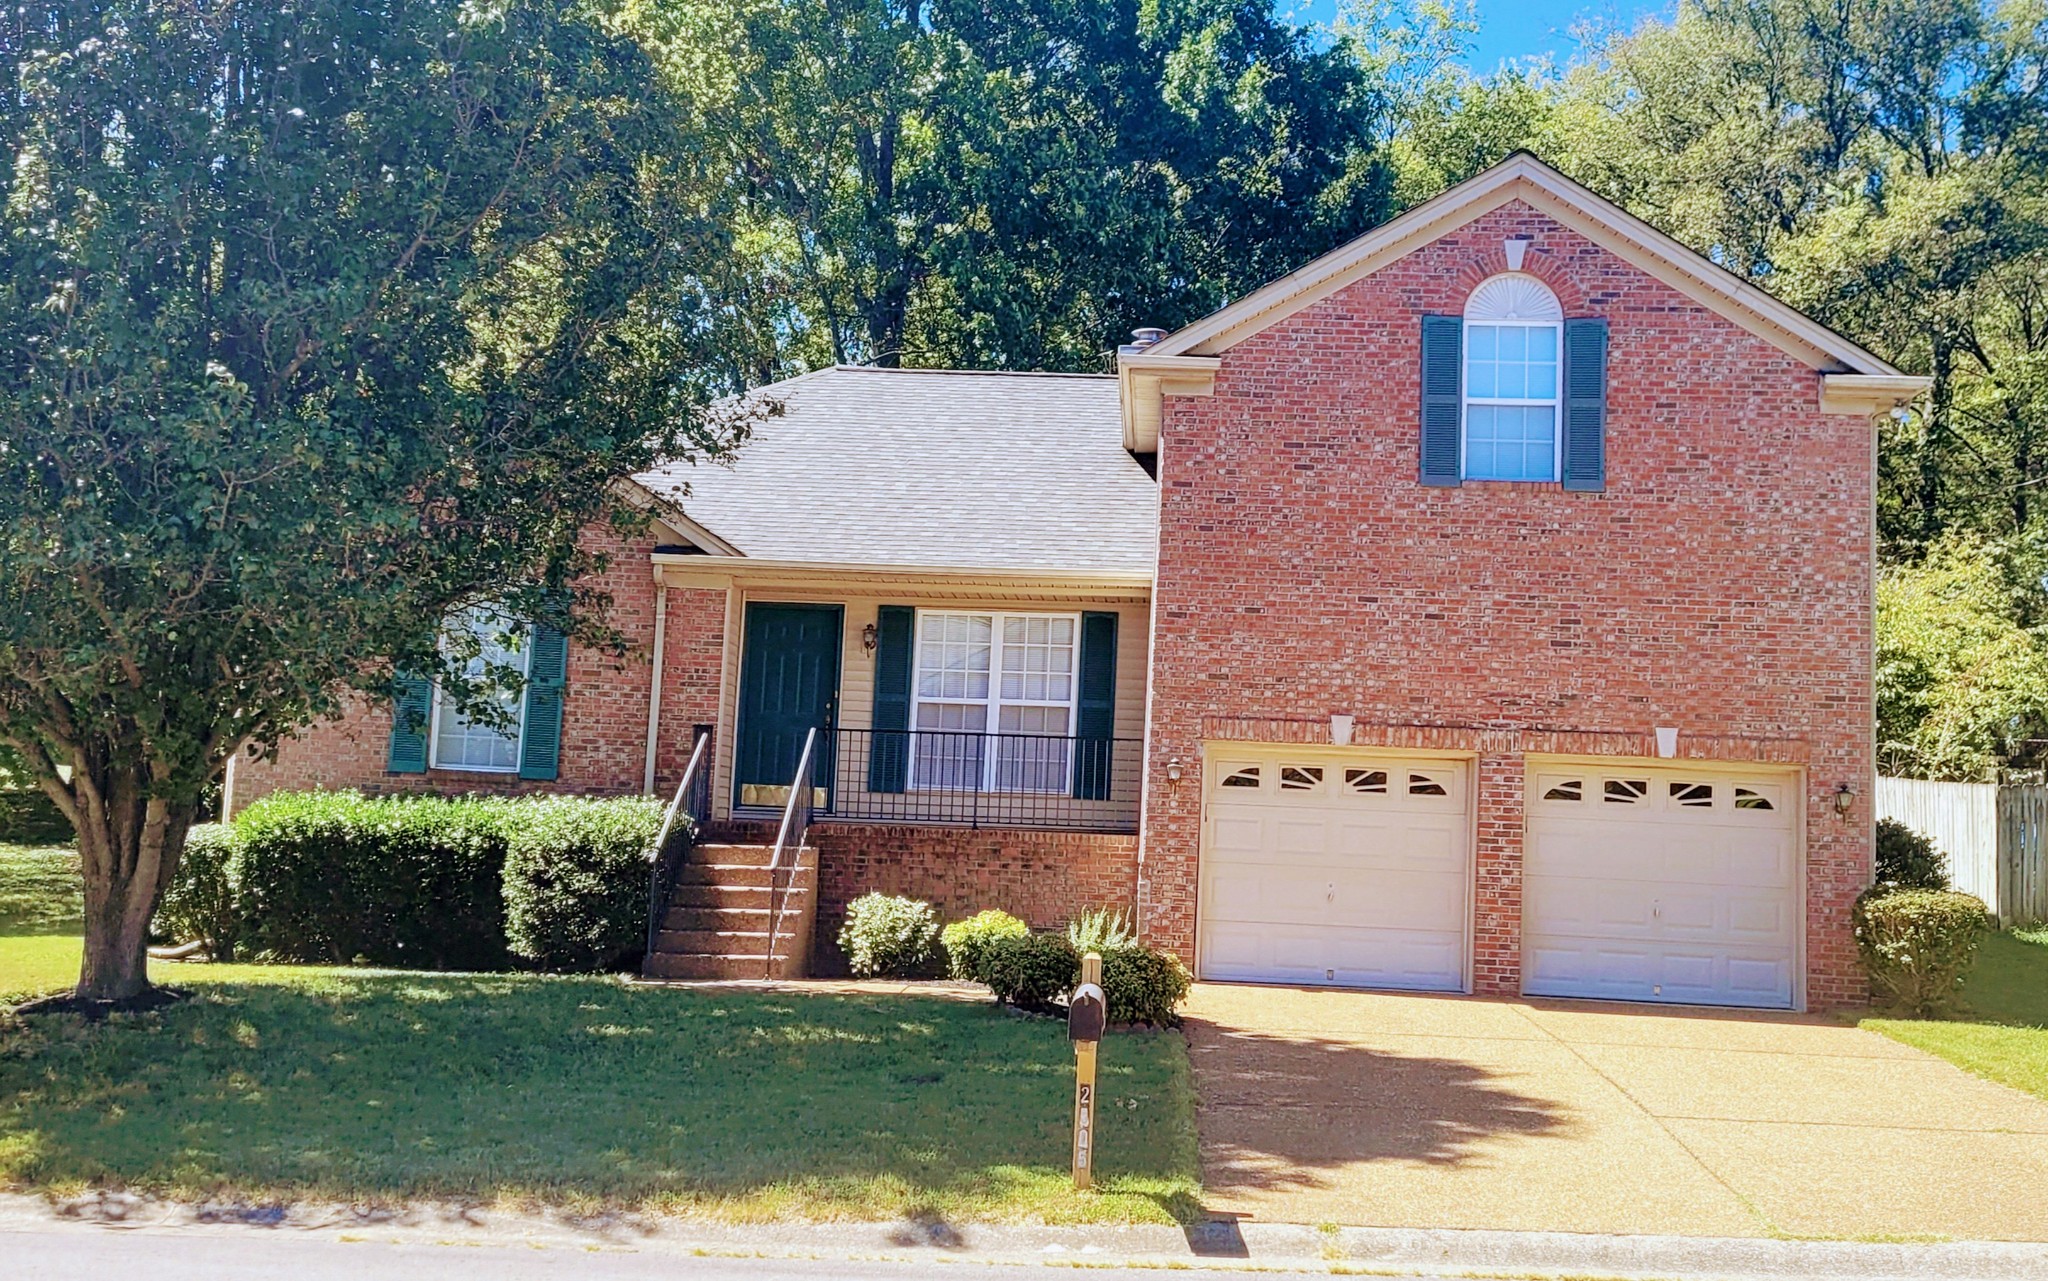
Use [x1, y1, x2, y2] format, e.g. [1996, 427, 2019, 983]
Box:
[820, 728, 1141, 832]
[644, 730, 712, 958]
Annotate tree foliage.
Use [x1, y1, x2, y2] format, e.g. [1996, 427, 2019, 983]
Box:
[623, 0, 1398, 374]
[1876, 533, 2048, 778]
[0, 0, 749, 1000]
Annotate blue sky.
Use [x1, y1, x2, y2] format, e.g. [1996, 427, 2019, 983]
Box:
[1289, 1, 1678, 73]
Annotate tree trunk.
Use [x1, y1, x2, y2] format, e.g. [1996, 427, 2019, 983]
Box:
[68, 772, 195, 1004]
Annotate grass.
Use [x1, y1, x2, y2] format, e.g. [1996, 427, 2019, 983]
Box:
[1861, 925, 2048, 1102]
[0, 936, 1200, 1224]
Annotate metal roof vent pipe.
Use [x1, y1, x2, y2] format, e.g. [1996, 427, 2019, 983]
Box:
[1119, 327, 1168, 359]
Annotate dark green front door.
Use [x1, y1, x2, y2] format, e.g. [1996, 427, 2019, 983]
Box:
[734, 603, 841, 811]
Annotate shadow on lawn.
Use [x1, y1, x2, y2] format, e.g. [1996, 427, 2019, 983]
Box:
[0, 971, 1197, 1220]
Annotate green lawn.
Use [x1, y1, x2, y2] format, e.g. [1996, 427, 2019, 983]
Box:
[1862, 925, 2048, 1102]
[0, 935, 1200, 1223]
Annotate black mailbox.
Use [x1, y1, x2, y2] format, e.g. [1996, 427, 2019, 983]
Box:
[1068, 982, 1106, 1043]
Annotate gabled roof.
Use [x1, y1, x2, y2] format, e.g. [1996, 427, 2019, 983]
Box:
[634, 367, 1156, 580]
[1118, 152, 1926, 451]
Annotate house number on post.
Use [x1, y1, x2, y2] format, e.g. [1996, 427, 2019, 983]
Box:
[1069, 951, 1106, 1190]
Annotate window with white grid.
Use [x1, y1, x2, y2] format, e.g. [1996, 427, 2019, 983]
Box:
[429, 609, 529, 773]
[912, 611, 1077, 792]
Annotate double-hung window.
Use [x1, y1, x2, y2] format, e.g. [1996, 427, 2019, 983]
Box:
[1462, 274, 1563, 482]
[429, 610, 530, 773]
[911, 611, 1077, 792]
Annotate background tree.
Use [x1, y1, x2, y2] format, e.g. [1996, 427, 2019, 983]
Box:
[627, 0, 1396, 373]
[1876, 533, 2048, 778]
[0, 0, 750, 1003]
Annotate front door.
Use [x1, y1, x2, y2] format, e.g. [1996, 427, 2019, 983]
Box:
[734, 603, 841, 811]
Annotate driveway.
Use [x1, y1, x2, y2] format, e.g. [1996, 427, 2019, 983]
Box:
[1187, 984, 2048, 1241]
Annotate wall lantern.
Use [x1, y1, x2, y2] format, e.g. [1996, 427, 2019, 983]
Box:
[1165, 758, 1184, 788]
[861, 622, 877, 654]
[1833, 782, 1856, 818]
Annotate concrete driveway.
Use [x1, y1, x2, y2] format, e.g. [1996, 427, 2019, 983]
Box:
[1187, 984, 2048, 1241]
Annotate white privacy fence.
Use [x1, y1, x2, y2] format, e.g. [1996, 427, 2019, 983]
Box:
[1876, 777, 2048, 925]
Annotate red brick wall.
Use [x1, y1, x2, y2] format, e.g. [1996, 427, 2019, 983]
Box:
[1140, 199, 1875, 1010]
[797, 824, 1139, 975]
[230, 528, 728, 810]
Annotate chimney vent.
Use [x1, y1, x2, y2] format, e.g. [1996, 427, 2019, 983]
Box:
[1128, 327, 1167, 351]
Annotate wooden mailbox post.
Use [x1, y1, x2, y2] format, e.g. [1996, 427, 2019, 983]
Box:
[1069, 951, 1106, 1190]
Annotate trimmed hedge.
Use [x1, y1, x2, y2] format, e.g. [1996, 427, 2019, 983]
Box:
[1875, 818, 1951, 890]
[941, 909, 1028, 982]
[502, 796, 665, 972]
[156, 823, 242, 960]
[232, 792, 513, 969]
[1853, 886, 1990, 1014]
[1100, 944, 1193, 1026]
[0, 788, 73, 845]
[157, 791, 674, 973]
[981, 932, 1079, 1010]
[838, 893, 942, 978]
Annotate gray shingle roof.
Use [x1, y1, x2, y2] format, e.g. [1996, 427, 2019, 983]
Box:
[635, 367, 1157, 577]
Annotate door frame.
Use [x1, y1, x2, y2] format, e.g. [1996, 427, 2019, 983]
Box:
[732, 600, 844, 814]
[1520, 753, 1809, 1012]
[1194, 740, 1479, 993]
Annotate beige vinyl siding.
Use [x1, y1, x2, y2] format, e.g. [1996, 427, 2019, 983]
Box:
[709, 580, 1149, 822]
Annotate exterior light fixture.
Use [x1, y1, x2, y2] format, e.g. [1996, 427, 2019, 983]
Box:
[1165, 758, 1184, 787]
[861, 622, 877, 654]
[1833, 783, 1856, 818]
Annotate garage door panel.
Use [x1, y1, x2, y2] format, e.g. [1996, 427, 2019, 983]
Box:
[1524, 764, 1799, 1010]
[1200, 752, 1470, 993]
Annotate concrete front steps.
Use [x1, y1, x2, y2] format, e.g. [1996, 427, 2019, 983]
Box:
[642, 842, 817, 980]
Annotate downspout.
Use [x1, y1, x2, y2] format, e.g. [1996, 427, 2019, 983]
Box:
[642, 582, 669, 795]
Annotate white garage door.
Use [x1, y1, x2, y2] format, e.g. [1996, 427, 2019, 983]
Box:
[1524, 764, 1800, 1009]
[1200, 751, 1470, 991]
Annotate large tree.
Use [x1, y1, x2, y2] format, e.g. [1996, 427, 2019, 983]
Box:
[628, 0, 1395, 374]
[0, 0, 748, 1003]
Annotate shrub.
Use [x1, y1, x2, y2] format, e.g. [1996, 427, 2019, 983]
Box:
[981, 931, 1079, 1010]
[1853, 886, 1990, 1014]
[1100, 943, 1193, 1026]
[838, 893, 941, 978]
[0, 789, 73, 844]
[233, 791, 513, 969]
[1066, 906, 1135, 955]
[941, 909, 1028, 983]
[503, 796, 666, 972]
[1875, 818, 1951, 890]
[156, 823, 242, 960]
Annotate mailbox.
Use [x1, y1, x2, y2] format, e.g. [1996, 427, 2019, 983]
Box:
[1068, 981, 1106, 1043]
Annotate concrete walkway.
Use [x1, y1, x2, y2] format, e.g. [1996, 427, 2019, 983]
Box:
[1186, 983, 2048, 1242]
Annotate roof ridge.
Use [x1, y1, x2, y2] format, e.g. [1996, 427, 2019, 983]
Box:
[825, 364, 1115, 380]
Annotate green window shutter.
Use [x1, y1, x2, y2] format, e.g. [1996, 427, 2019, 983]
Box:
[517, 622, 569, 781]
[1420, 314, 1463, 487]
[1562, 317, 1609, 492]
[867, 606, 915, 793]
[1073, 611, 1118, 801]
[387, 674, 432, 774]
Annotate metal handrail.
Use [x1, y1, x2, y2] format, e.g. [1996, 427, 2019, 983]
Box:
[644, 730, 712, 958]
[763, 727, 818, 976]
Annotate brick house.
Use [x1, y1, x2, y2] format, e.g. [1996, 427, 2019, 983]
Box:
[230, 154, 1926, 1009]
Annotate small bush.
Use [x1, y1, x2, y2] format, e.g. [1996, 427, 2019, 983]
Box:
[1066, 906, 1135, 955]
[941, 909, 1028, 983]
[1100, 943, 1193, 1026]
[1875, 818, 1951, 890]
[1853, 886, 1990, 1014]
[981, 932, 1079, 1010]
[503, 796, 666, 972]
[156, 824, 242, 959]
[838, 893, 941, 978]
[233, 791, 513, 969]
